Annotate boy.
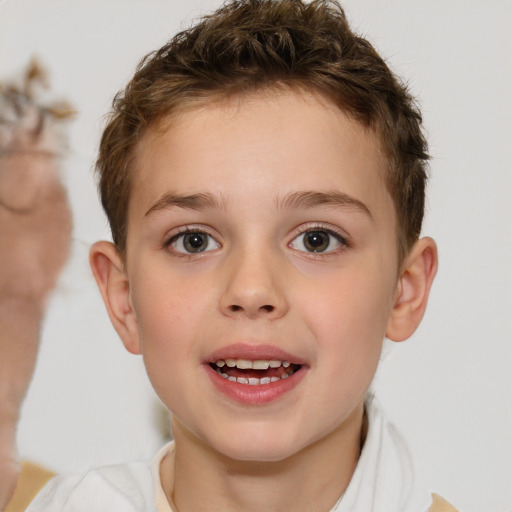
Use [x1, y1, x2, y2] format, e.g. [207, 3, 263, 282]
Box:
[28, 1, 456, 510]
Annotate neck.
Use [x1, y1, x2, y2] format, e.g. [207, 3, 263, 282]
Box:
[161, 403, 365, 512]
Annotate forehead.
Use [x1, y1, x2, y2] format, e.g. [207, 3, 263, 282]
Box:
[130, 89, 393, 224]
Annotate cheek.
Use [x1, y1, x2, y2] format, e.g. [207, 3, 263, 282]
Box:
[129, 266, 216, 366]
[130, 279, 195, 407]
[306, 266, 392, 324]
[299, 265, 394, 367]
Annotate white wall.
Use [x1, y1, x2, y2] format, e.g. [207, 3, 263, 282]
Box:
[1, 1, 510, 510]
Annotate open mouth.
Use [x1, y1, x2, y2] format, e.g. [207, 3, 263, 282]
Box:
[209, 358, 302, 386]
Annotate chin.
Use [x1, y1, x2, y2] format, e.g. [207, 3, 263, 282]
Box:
[206, 428, 307, 463]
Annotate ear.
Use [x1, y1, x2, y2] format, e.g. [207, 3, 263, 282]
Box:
[89, 241, 141, 355]
[386, 237, 438, 342]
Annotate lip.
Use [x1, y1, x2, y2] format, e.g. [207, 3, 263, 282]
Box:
[204, 343, 308, 405]
[206, 343, 306, 365]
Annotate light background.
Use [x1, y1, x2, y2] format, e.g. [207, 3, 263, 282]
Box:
[0, 1, 510, 510]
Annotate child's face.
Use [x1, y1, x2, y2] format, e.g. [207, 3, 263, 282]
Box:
[122, 90, 401, 461]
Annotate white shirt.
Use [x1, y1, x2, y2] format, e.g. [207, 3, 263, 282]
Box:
[27, 399, 433, 512]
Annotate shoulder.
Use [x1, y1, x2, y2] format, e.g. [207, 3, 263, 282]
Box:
[428, 493, 459, 512]
[26, 461, 155, 512]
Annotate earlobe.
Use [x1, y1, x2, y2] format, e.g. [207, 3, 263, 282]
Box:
[386, 237, 438, 342]
[89, 241, 141, 355]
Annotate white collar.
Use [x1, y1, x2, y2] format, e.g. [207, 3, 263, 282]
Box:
[332, 396, 432, 512]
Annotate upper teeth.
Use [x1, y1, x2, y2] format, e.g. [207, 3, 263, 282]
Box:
[216, 359, 291, 369]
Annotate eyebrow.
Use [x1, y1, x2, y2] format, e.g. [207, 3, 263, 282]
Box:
[145, 192, 227, 217]
[276, 190, 372, 218]
[145, 190, 371, 218]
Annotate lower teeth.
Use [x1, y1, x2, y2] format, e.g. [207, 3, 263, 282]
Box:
[216, 369, 291, 385]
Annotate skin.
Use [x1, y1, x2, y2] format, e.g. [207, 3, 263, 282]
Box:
[0, 100, 72, 510]
[91, 90, 437, 512]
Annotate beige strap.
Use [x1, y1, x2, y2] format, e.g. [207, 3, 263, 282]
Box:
[4, 461, 55, 512]
[428, 492, 459, 512]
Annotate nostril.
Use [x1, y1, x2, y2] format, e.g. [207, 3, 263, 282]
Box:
[225, 303, 278, 316]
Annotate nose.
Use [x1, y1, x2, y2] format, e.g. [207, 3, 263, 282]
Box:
[219, 247, 289, 320]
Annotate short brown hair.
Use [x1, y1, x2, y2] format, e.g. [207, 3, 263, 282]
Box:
[96, 0, 429, 262]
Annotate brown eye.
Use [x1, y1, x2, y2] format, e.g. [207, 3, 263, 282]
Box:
[183, 233, 208, 252]
[171, 231, 219, 254]
[304, 231, 329, 252]
[290, 229, 345, 253]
